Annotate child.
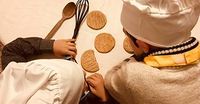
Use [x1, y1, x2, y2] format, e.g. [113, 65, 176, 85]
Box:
[0, 37, 118, 104]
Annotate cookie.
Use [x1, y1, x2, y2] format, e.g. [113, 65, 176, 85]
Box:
[87, 11, 107, 30]
[81, 50, 99, 73]
[95, 33, 115, 53]
[123, 36, 134, 53]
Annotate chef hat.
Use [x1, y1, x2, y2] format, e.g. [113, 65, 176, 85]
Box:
[121, 0, 200, 47]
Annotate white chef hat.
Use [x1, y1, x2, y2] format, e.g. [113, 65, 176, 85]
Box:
[121, 0, 200, 48]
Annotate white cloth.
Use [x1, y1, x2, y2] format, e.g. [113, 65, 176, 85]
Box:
[0, 59, 84, 104]
[121, 0, 200, 47]
[105, 57, 200, 104]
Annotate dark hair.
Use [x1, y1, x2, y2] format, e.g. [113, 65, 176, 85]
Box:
[123, 28, 150, 61]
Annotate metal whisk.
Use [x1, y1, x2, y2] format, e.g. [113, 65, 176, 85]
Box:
[72, 0, 89, 39]
[65, 0, 89, 61]
[69, 0, 90, 93]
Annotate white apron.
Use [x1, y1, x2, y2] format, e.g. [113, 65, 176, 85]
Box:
[0, 59, 85, 104]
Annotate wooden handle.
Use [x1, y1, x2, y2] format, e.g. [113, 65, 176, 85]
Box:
[45, 18, 65, 39]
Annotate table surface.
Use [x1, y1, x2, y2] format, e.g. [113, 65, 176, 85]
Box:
[0, 0, 200, 76]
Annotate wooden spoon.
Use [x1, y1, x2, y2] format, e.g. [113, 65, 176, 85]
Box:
[45, 2, 76, 39]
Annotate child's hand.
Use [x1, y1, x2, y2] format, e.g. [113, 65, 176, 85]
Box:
[53, 39, 77, 57]
[86, 73, 109, 102]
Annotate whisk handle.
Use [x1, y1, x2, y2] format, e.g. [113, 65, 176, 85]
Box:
[72, 23, 81, 39]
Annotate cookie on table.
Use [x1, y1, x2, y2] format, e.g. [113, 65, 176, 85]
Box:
[86, 10, 107, 30]
[95, 33, 115, 53]
[123, 36, 134, 53]
[81, 50, 99, 73]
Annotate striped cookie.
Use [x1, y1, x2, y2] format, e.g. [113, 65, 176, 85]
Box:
[95, 33, 115, 53]
[123, 36, 134, 53]
[87, 11, 107, 30]
[81, 50, 99, 73]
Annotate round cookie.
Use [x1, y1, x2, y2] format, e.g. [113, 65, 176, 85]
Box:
[95, 33, 115, 53]
[86, 10, 107, 30]
[123, 36, 134, 53]
[81, 50, 99, 73]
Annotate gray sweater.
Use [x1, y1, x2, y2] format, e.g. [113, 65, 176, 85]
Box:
[105, 57, 200, 104]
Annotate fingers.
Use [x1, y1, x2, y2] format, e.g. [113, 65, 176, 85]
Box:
[87, 73, 103, 81]
[59, 39, 77, 56]
[89, 86, 97, 94]
[53, 39, 78, 57]
[64, 45, 77, 56]
[60, 39, 76, 47]
[65, 39, 76, 43]
[66, 41, 76, 46]
[67, 45, 76, 50]
[86, 74, 96, 86]
[86, 78, 95, 87]
[86, 73, 103, 87]
[88, 73, 103, 79]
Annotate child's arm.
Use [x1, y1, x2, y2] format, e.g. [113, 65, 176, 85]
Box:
[86, 73, 109, 102]
[1, 37, 76, 69]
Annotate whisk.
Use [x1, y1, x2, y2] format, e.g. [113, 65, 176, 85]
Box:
[72, 0, 89, 39]
[67, 0, 91, 93]
[65, 0, 89, 61]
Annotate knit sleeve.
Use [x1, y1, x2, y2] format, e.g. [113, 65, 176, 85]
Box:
[1, 37, 54, 70]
